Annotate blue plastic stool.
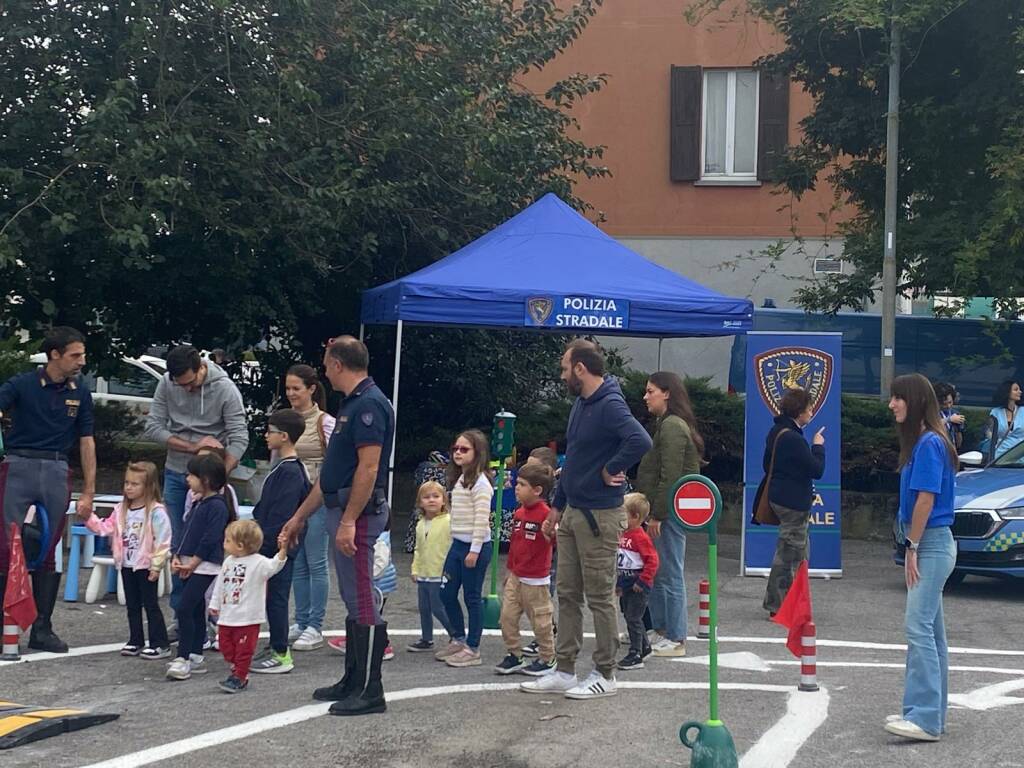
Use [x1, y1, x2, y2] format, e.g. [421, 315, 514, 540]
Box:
[64, 524, 115, 602]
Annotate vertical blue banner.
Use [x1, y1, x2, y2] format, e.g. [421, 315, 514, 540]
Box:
[742, 332, 843, 577]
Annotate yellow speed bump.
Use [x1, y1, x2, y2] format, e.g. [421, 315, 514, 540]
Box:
[0, 700, 118, 749]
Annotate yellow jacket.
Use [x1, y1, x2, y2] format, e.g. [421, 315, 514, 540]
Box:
[411, 512, 452, 580]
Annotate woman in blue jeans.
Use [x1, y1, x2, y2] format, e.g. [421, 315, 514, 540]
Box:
[635, 372, 703, 658]
[886, 373, 958, 742]
[283, 365, 335, 652]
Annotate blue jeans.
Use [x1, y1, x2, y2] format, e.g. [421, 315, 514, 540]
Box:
[292, 506, 329, 631]
[648, 522, 687, 642]
[440, 539, 492, 650]
[163, 469, 188, 615]
[901, 523, 955, 736]
[417, 581, 453, 642]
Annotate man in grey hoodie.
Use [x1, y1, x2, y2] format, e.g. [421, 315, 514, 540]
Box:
[144, 345, 249, 613]
[522, 339, 652, 701]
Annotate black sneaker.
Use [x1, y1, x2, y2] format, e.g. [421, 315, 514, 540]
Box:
[617, 651, 645, 670]
[219, 675, 249, 693]
[407, 639, 435, 652]
[494, 654, 527, 675]
[521, 640, 540, 658]
[520, 658, 556, 676]
[641, 644, 653, 660]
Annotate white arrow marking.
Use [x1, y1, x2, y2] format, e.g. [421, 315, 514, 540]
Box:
[676, 651, 772, 672]
[678, 498, 713, 509]
[948, 678, 1024, 710]
[740, 687, 830, 768]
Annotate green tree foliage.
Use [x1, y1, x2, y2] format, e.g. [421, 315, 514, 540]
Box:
[0, 0, 609, 457]
[687, 0, 1024, 315]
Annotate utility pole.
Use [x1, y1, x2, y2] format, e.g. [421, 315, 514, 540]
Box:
[879, 3, 901, 401]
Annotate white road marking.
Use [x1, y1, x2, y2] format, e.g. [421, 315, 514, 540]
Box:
[78, 682, 799, 768]
[677, 652, 772, 672]
[948, 678, 1024, 710]
[740, 687, 830, 768]
[767, 660, 1024, 676]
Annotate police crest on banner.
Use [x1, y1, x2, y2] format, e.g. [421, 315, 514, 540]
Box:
[753, 347, 834, 416]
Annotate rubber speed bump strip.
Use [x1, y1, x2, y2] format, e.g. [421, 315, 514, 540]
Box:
[0, 701, 118, 749]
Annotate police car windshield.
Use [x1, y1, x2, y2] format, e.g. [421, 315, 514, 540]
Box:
[993, 441, 1024, 468]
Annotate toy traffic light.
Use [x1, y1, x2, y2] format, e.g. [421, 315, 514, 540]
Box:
[490, 410, 516, 459]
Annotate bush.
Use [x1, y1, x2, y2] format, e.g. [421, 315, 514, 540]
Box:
[73, 402, 144, 466]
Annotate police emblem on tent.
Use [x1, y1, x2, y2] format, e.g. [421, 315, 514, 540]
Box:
[753, 347, 833, 416]
[526, 297, 553, 325]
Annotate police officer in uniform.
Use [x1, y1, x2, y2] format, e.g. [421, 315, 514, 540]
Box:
[0, 327, 96, 653]
[280, 335, 393, 717]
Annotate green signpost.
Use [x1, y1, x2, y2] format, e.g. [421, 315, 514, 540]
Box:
[669, 474, 738, 768]
[482, 410, 516, 629]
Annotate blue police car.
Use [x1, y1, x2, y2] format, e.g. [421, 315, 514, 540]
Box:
[895, 442, 1024, 585]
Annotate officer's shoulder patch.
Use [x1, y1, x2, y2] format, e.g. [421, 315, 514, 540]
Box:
[361, 411, 374, 426]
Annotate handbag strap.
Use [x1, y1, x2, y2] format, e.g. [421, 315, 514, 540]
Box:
[764, 428, 791, 490]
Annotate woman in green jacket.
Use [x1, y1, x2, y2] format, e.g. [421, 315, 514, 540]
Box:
[635, 372, 703, 657]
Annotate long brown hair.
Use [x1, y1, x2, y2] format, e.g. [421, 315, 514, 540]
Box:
[648, 371, 704, 458]
[447, 429, 491, 490]
[891, 374, 958, 469]
[286, 364, 327, 411]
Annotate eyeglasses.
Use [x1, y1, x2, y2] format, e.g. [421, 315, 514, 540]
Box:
[266, 426, 285, 436]
[451, 445, 472, 454]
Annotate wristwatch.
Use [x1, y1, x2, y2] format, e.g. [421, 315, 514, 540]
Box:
[904, 538, 919, 552]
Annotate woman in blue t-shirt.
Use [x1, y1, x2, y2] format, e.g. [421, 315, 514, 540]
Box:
[885, 373, 958, 742]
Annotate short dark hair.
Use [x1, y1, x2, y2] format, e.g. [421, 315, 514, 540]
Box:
[566, 339, 605, 377]
[528, 446, 558, 471]
[779, 388, 812, 419]
[933, 382, 957, 404]
[269, 408, 306, 444]
[326, 336, 369, 372]
[517, 462, 554, 497]
[166, 345, 202, 378]
[40, 326, 85, 360]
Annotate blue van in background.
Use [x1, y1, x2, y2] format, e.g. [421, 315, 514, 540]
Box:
[728, 309, 1024, 407]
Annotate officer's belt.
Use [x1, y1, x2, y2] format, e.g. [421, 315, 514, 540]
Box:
[323, 487, 388, 514]
[5, 449, 67, 462]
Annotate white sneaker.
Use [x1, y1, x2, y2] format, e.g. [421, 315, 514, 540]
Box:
[288, 624, 303, 644]
[647, 630, 666, 646]
[884, 719, 939, 742]
[564, 670, 617, 700]
[292, 627, 324, 651]
[520, 670, 577, 694]
[188, 653, 209, 674]
[166, 658, 191, 680]
[651, 639, 686, 658]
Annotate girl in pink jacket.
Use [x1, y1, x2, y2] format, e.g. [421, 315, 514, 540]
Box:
[79, 461, 173, 658]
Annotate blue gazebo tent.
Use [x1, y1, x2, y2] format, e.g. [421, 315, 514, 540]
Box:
[359, 193, 753, 500]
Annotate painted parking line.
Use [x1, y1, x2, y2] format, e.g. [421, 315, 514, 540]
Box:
[5, 629, 1024, 668]
[76, 681, 817, 768]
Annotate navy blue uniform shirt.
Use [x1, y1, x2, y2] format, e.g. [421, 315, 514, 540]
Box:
[0, 367, 95, 454]
[319, 377, 394, 496]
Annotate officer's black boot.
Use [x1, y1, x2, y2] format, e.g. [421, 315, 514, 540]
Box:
[329, 621, 387, 716]
[27, 571, 69, 653]
[312, 617, 357, 701]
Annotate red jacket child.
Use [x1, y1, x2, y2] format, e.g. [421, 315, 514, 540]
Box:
[507, 500, 554, 581]
[617, 526, 659, 592]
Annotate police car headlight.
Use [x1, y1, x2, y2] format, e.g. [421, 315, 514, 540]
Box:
[998, 507, 1024, 519]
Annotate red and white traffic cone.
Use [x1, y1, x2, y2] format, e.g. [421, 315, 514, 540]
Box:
[799, 621, 819, 692]
[697, 579, 710, 639]
[1, 609, 20, 661]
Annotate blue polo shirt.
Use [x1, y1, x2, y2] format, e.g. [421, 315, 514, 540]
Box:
[898, 431, 956, 527]
[0, 367, 95, 455]
[319, 377, 394, 496]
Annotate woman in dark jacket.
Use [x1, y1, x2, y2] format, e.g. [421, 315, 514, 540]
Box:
[760, 387, 825, 616]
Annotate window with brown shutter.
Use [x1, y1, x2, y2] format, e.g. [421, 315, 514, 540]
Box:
[757, 72, 789, 181]
[670, 65, 702, 182]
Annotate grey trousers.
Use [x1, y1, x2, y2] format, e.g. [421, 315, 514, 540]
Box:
[763, 502, 810, 613]
[0, 455, 70, 573]
[324, 504, 387, 626]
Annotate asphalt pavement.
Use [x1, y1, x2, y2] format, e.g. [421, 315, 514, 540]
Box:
[3, 534, 1024, 768]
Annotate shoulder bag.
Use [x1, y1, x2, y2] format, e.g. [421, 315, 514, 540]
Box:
[752, 429, 790, 526]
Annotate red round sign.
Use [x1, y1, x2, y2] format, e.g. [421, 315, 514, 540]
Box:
[672, 481, 717, 529]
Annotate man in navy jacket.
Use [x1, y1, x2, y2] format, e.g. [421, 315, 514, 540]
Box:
[523, 340, 652, 701]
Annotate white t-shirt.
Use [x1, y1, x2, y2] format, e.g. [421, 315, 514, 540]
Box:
[208, 553, 287, 626]
[122, 507, 146, 569]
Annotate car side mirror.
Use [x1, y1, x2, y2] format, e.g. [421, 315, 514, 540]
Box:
[958, 451, 985, 468]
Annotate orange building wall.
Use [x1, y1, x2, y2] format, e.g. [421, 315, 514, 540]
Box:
[538, 0, 843, 238]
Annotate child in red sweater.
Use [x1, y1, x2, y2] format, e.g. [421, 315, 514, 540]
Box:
[494, 463, 556, 677]
[617, 493, 659, 670]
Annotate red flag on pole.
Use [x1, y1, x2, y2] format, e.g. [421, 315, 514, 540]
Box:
[4, 522, 37, 630]
[771, 559, 812, 657]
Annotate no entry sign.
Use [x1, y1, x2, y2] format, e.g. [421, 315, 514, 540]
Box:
[669, 476, 722, 532]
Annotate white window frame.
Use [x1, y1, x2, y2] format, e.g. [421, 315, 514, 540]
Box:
[700, 69, 759, 179]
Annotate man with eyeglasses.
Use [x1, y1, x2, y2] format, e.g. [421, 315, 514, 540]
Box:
[280, 335, 394, 717]
[144, 345, 248, 620]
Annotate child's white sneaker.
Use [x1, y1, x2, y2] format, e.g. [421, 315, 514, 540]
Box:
[520, 670, 577, 694]
[288, 624, 303, 644]
[292, 627, 324, 651]
[166, 658, 191, 680]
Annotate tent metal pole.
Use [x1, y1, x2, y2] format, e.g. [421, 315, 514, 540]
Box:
[358, 324, 365, 342]
[657, 338, 663, 371]
[387, 319, 403, 506]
